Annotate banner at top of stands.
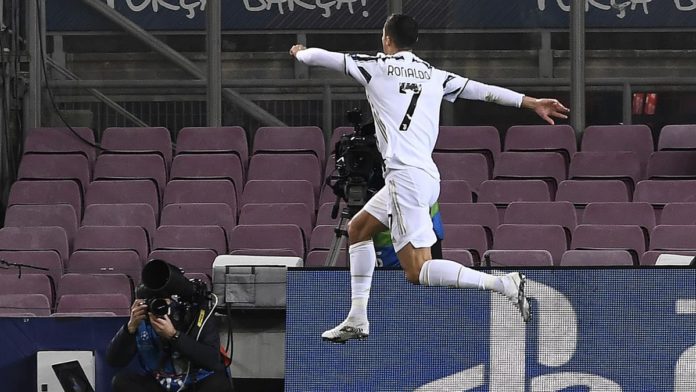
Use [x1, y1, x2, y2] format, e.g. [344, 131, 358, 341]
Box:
[48, 0, 696, 32]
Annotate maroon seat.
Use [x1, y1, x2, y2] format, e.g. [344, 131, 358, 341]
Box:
[560, 250, 634, 266]
[247, 154, 322, 198]
[85, 180, 160, 218]
[73, 226, 149, 264]
[641, 250, 696, 265]
[82, 204, 157, 246]
[504, 125, 577, 164]
[309, 225, 338, 251]
[163, 179, 237, 213]
[317, 202, 343, 226]
[253, 126, 325, 166]
[439, 202, 498, 245]
[176, 126, 249, 170]
[436, 126, 500, 172]
[94, 154, 167, 197]
[646, 151, 696, 180]
[55, 293, 130, 316]
[660, 203, 696, 225]
[504, 201, 577, 234]
[18, 154, 91, 194]
[24, 127, 97, 165]
[581, 125, 654, 171]
[229, 224, 305, 258]
[569, 151, 642, 189]
[634, 180, 696, 221]
[478, 180, 551, 220]
[439, 180, 474, 203]
[149, 249, 217, 276]
[0, 294, 51, 316]
[582, 202, 655, 233]
[67, 250, 143, 284]
[0, 274, 55, 307]
[170, 154, 244, 202]
[658, 124, 696, 151]
[153, 225, 227, 255]
[239, 203, 314, 246]
[441, 249, 475, 267]
[240, 180, 315, 211]
[304, 250, 348, 267]
[0, 227, 69, 263]
[441, 224, 488, 264]
[160, 203, 236, 243]
[650, 225, 696, 251]
[483, 250, 554, 267]
[102, 127, 173, 168]
[9, 180, 83, 220]
[57, 273, 133, 303]
[491, 224, 567, 265]
[3, 204, 78, 247]
[0, 250, 63, 285]
[556, 180, 631, 220]
[571, 224, 646, 264]
[433, 152, 489, 191]
[493, 152, 566, 193]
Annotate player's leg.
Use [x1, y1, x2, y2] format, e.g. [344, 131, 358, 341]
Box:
[321, 188, 388, 343]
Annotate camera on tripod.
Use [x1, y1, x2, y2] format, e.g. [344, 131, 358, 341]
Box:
[327, 108, 384, 218]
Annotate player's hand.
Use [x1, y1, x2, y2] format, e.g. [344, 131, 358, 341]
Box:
[149, 313, 177, 340]
[289, 44, 306, 57]
[524, 97, 570, 125]
[127, 300, 148, 334]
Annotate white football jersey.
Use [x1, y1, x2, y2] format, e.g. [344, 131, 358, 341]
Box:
[344, 51, 469, 181]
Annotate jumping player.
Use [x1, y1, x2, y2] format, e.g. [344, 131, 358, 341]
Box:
[290, 14, 569, 343]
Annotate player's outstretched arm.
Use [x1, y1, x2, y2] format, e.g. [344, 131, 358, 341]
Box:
[289, 44, 344, 73]
[521, 96, 570, 125]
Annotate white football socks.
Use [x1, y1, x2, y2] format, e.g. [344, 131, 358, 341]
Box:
[346, 240, 376, 322]
[418, 259, 505, 294]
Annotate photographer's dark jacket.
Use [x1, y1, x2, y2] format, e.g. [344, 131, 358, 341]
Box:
[106, 313, 225, 385]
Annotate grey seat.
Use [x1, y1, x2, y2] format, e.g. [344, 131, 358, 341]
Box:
[73, 226, 149, 264]
[55, 293, 130, 316]
[163, 179, 237, 213]
[229, 224, 305, 258]
[68, 250, 143, 284]
[0, 227, 69, 264]
[433, 152, 489, 191]
[85, 180, 160, 218]
[3, 204, 78, 248]
[170, 154, 244, 202]
[176, 126, 249, 170]
[8, 180, 83, 221]
[82, 204, 157, 247]
[102, 127, 173, 168]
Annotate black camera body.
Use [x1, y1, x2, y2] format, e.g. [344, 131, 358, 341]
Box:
[328, 109, 384, 217]
[145, 297, 170, 318]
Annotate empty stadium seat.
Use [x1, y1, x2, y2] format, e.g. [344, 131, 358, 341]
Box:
[571, 224, 645, 264]
[482, 249, 554, 267]
[253, 126, 325, 165]
[247, 154, 322, 197]
[436, 126, 500, 171]
[239, 203, 314, 246]
[82, 204, 157, 246]
[658, 124, 696, 151]
[309, 225, 338, 252]
[305, 250, 348, 267]
[3, 204, 78, 247]
[634, 180, 696, 220]
[660, 203, 696, 225]
[101, 127, 173, 167]
[441, 224, 488, 264]
[650, 225, 696, 251]
[229, 224, 305, 258]
[0, 294, 51, 316]
[490, 224, 568, 265]
[18, 154, 91, 194]
[317, 202, 343, 226]
[67, 250, 143, 284]
[85, 180, 160, 218]
[433, 152, 489, 190]
[24, 127, 97, 165]
[581, 125, 654, 170]
[581, 202, 655, 232]
[240, 180, 315, 211]
[94, 153, 167, 196]
[478, 180, 551, 219]
[438, 202, 498, 245]
[560, 250, 634, 266]
[57, 273, 133, 303]
[556, 180, 631, 218]
[646, 151, 696, 180]
[504, 124, 577, 164]
[163, 179, 237, 213]
[8, 180, 83, 220]
[504, 201, 577, 233]
[493, 152, 566, 193]
[153, 225, 228, 255]
[170, 154, 244, 202]
[441, 249, 475, 267]
[569, 151, 642, 189]
[0, 250, 63, 285]
[176, 126, 249, 169]
[0, 227, 69, 263]
[55, 293, 130, 316]
[160, 203, 236, 240]
[73, 226, 149, 264]
[0, 274, 55, 307]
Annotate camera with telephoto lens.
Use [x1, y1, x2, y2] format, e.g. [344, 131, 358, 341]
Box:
[140, 259, 210, 320]
[327, 109, 384, 217]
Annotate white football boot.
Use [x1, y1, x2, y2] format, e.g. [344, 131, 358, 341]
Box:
[501, 272, 532, 323]
[321, 319, 369, 343]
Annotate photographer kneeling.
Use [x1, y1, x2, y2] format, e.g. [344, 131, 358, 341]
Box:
[107, 260, 233, 392]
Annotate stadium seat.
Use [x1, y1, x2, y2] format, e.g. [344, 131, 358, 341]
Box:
[436, 126, 500, 172]
[240, 180, 315, 211]
[3, 204, 79, 247]
[149, 249, 217, 277]
[317, 202, 343, 226]
[239, 203, 314, 247]
[82, 204, 157, 247]
[569, 151, 642, 190]
[160, 203, 236, 242]
[73, 226, 149, 264]
[252, 126, 325, 166]
[153, 225, 228, 255]
[560, 250, 634, 266]
[438, 202, 498, 245]
[57, 273, 133, 303]
[18, 154, 91, 194]
[170, 154, 244, 202]
[67, 250, 143, 284]
[503, 124, 577, 164]
[24, 127, 97, 165]
[571, 224, 646, 264]
[94, 154, 167, 197]
[650, 225, 696, 251]
[8, 180, 83, 221]
[176, 126, 249, 169]
[0, 250, 63, 285]
[490, 224, 567, 265]
[305, 250, 348, 267]
[55, 293, 130, 316]
[0, 294, 51, 317]
[646, 151, 696, 180]
[556, 180, 631, 219]
[441, 224, 488, 264]
[478, 180, 552, 220]
[504, 201, 577, 234]
[0, 274, 55, 307]
[493, 152, 566, 193]
[640, 250, 696, 265]
[657, 124, 696, 151]
[482, 249, 554, 267]
[581, 202, 656, 233]
[660, 203, 696, 225]
[441, 249, 475, 267]
[309, 225, 339, 252]
[163, 179, 237, 213]
[580, 125, 654, 170]
[229, 224, 305, 258]
[247, 154, 322, 198]
[85, 180, 160, 218]
[101, 127, 173, 168]
[634, 180, 696, 220]
[0, 227, 69, 264]
[433, 152, 489, 190]
[439, 180, 475, 203]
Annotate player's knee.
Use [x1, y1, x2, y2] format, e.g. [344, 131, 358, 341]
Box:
[347, 219, 370, 243]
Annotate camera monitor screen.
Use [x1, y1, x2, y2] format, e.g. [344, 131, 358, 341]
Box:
[51, 360, 95, 392]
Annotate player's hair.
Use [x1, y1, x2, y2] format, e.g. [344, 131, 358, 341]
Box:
[384, 14, 418, 49]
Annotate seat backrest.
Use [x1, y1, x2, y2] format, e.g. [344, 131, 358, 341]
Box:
[571, 224, 646, 261]
[582, 202, 655, 232]
[435, 126, 500, 160]
[433, 152, 489, 190]
[153, 225, 227, 255]
[163, 179, 237, 213]
[317, 202, 342, 226]
[101, 127, 173, 167]
[247, 154, 322, 197]
[309, 225, 338, 251]
[8, 180, 83, 221]
[229, 224, 305, 258]
[25, 127, 97, 164]
[646, 151, 696, 179]
[439, 180, 474, 203]
[658, 124, 696, 151]
[0, 294, 51, 316]
[94, 153, 167, 195]
[504, 201, 577, 233]
[253, 126, 325, 165]
[493, 224, 568, 264]
[0, 250, 63, 284]
[85, 180, 160, 218]
[441, 224, 488, 263]
[170, 154, 244, 202]
[504, 125, 577, 162]
[0, 227, 69, 263]
[569, 151, 642, 185]
[176, 126, 248, 168]
[56, 293, 130, 316]
[0, 274, 55, 306]
[483, 249, 554, 267]
[18, 154, 91, 194]
[239, 203, 314, 245]
[82, 204, 157, 246]
[73, 226, 149, 263]
[57, 273, 133, 302]
[634, 180, 696, 206]
[3, 204, 78, 246]
[660, 203, 696, 225]
[240, 180, 315, 211]
[439, 202, 498, 243]
[581, 125, 654, 169]
[160, 203, 236, 239]
[148, 249, 217, 276]
[68, 250, 143, 284]
[478, 180, 551, 205]
[493, 152, 566, 190]
[560, 250, 634, 266]
[650, 225, 696, 250]
[556, 180, 631, 206]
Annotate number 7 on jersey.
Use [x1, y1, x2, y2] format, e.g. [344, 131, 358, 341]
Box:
[398, 82, 422, 131]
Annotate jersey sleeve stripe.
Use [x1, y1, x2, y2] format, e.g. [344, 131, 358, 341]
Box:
[357, 66, 372, 84]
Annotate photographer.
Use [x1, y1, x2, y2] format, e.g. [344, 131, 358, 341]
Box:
[107, 262, 233, 392]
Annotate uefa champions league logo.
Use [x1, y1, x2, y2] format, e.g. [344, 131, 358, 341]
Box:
[415, 276, 696, 391]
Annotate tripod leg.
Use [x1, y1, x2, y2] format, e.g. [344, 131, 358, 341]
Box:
[325, 216, 349, 267]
